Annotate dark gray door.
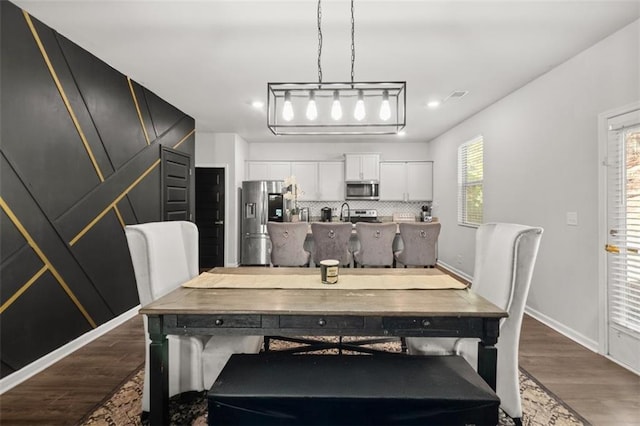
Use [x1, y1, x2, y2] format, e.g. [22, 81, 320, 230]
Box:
[195, 167, 225, 267]
[161, 146, 191, 221]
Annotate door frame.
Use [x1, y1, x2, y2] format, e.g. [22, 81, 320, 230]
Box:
[597, 101, 640, 360]
[196, 163, 230, 266]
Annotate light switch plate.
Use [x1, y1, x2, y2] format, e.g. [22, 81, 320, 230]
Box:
[566, 211, 578, 226]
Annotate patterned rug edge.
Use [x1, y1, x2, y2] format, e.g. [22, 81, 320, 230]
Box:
[519, 366, 592, 426]
[77, 362, 146, 425]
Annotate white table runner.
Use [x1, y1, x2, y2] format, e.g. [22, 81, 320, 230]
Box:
[182, 272, 468, 290]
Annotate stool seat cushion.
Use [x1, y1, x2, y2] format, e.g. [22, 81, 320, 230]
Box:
[208, 354, 499, 425]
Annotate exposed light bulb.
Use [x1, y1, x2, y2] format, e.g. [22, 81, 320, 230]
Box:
[331, 90, 342, 120]
[354, 90, 366, 121]
[306, 90, 318, 120]
[379, 90, 391, 121]
[282, 91, 294, 121]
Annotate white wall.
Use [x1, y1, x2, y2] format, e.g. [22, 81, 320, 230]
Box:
[195, 132, 248, 266]
[429, 20, 639, 349]
[248, 141, 429, 162]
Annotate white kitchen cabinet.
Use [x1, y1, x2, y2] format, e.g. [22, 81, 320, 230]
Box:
[379, 161, 433, 201]
[318, 161, 344, 200]
[344, 153, 380, 181]
[247, 161, 291, 181]
[379, 162, 406, 201]
[406, 161, 433, 201]
[290, 162, 318, 200]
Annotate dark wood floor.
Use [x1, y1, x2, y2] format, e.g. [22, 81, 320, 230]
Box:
[0, 314, 638, 425]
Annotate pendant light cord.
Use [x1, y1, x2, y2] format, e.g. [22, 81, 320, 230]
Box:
[317, 0, 356, 85]
[317, 0, 323, 84]
[351, 0, 355, 85]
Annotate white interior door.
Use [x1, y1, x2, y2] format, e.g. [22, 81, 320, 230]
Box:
[605, 108, 640, 373]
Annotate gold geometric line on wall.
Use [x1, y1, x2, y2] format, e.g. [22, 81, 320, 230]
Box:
[69, 159, 161, 246]
[174, 129, 195, 149]
[68, 128, 194, 245]
[0, 197, 97, 328]
[23, 10, 105, 183]
[127, 77, 150, 145]
[113, 205, 126, 228]
[0, 265, 47, 315]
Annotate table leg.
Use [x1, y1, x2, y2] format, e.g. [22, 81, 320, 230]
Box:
[148, 315, 169, 426]
[477, 318, 499, 391]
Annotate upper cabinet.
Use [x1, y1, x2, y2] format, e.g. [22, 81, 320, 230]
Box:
[247, 161, 291, 181]
[318, 162, 345, 201]
[290, 162, 318, 200]
[246, 161, 345, 201]
[344, 153, 380, 181]
[379, 161, 433, 201]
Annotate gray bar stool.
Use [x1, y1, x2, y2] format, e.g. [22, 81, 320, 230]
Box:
[353, 222, 397, 268]
[394, 222, 441, 268]
[311, 222, 353, 267]
[266, 222, 310, 267]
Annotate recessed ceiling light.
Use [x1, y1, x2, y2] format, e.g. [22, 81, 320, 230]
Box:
[427, 100, 441, 109]
[397, 130, 406, 137]
[251, 100, 264, 109]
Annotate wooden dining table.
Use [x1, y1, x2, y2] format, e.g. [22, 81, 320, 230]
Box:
[140, 267, 507, 426]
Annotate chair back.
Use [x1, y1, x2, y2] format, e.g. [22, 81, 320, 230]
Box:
[354, 222, 397, 267]
[267, 221, 311, 266]
[311, 222, 353, 266]
[125, 221, 198, 305]
[464, 222, 543, 418]
[396, 222, 441, 266]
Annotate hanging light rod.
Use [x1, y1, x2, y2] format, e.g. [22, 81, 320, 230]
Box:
[267, 0, 406, 136]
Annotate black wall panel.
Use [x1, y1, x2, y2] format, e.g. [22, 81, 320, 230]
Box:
[0, 209, 25, 263]
[0, 1, 196, 378]
[145, 89, 186, 138]
[0, 4, 102, 221]
[57, 35, 149, 169]
[1, 272, 93, 371]
[71, 212, 139, 316]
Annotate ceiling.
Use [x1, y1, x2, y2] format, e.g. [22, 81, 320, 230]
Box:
[13, 0, 640, 144]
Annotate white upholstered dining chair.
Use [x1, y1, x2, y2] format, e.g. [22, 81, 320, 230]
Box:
[125, 221, 263, 413]
[406, 223, 543, 424]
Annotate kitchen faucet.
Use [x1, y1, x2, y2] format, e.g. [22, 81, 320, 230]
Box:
[340, 202, 351, 223]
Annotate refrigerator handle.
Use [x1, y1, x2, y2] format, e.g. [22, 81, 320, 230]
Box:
[245, 202, 256, 219]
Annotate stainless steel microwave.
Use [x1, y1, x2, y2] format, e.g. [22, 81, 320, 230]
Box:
[345, 182, 379, 200]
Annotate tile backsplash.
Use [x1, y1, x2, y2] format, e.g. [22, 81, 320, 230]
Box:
[298, 200, 428, 220]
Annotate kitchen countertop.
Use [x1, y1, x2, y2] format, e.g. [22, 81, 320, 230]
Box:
[299, 218, 439, 234]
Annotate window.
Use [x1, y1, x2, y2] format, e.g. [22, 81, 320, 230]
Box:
[458, 136, 484, 226]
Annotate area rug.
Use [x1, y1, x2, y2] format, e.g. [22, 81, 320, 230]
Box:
[81, 339, 590, 426]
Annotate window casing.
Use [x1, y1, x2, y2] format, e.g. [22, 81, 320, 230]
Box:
[458, 136, 484, 227]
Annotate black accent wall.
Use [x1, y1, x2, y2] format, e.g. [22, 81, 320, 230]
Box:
[0, 1, 195, 378]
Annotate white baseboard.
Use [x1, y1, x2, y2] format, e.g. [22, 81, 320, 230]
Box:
[524, 306, 600, 353]
[0, 306, 140, 395]
[439, 261, 601, 354]
[437, 260, 473, 283]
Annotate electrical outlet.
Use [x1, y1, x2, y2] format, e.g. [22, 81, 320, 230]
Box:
[566, 211, 578, 226]
[456, 255, 463, 265]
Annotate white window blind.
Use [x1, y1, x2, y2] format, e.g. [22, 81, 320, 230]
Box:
[458, 136, 484, 226]
[607, 111, 640, 335]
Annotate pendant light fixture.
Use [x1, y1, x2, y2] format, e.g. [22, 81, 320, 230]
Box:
[267, 0, 406, 136]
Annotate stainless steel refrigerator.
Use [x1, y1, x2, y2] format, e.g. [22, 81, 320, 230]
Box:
[240, 180, 284, 265]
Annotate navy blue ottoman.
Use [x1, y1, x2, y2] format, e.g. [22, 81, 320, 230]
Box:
[208, 354, 499, 426]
